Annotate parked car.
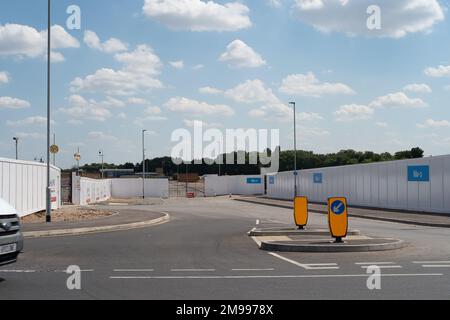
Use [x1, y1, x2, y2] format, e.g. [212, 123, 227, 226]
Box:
[0, 198, 24, 266]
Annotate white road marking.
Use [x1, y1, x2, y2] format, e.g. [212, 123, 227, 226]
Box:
[110, 273, 443, 280]
[231, 268, 275, 271]
[268, 252, 339, 270]
[413, 261, 450, 264]
[360, 266, 402, 269]
[355, 262, 395, 265]
[54, 269, 94, 273]
[256, 219, 260, 226]
[170, 269, 216, 272]
[113, 269, 155, 272]
[422, 265, 450, 268]
[0, 269, 36, 273]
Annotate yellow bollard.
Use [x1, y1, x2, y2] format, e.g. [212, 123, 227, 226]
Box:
[294, 197, 308, 230]
[328, 197, 348, 243]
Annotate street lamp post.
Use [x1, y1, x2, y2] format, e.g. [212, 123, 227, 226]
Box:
[99, 150, 104, 179]
[45, 0, 52, 223]
[142, 130, 147, 199]
[289, 102, 298, 198]
[13, 137, 19, 160]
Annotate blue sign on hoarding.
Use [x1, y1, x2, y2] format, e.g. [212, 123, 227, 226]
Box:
[247, 177, 262, 184]
[313, 173, 323, 184]
[269, 176, 275, 185]
[408, 165, 430, 182]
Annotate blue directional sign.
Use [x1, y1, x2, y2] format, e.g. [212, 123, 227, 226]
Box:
[408, 166, 430, 182]
[269, 176, 275, 185]
[247, 177, 262, 184]
[313, 173, 323, 184]
[293, 171, 299, 176]
[330, 200, 346, 215]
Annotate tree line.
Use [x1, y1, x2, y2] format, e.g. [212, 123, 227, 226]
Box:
[72, 147, 425, 176]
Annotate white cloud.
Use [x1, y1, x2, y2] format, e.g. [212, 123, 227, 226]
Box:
[267, 0, 282, 8]
[70, 44, 163, 96]
[145, 106, 162, 114]
[424, 65, 450, 77]
[417, 119, 450, 129]
[0, 71, 9, 84]
[0, 96, 31, 109]
[84, 30, 128, 53]
[334, 104, 374, 122]
[165, 97, 234, 116]
[6, 116, 54, 126]
[15, 132, 45, 140]
[279, 72, 355, 97]
[199, 86, 223, 95]
[293, 0, 444, 38]
[192, 64, 204, 70]
[219, 40, 266, 69]
[376, 122, 388, 128]
[169, 60, 184, 69]
[225, 79, 278, 104]
[142, 0, 252, 32]
[183, 119, 223, 128]
[133, 115, 168, 127]
[88, 131, 118, 141]
[57, 95, 112, 122]
[0, 24, 79, 62]
[403, 83, 432, 94]
[369, 92, 428, 109]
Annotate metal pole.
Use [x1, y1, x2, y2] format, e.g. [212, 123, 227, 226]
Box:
[52, 133, 56, 166]
[186, 162, 188, 194]
[290, 102, 298, 197]
[13, 137, 18, 160]
[46, 0, 52, 223]
[142, 130, 147, 199]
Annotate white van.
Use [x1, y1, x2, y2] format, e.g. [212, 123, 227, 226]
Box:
[0, 198, 24, 266]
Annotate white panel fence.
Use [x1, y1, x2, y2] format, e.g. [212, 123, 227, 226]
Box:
[111, 178, 169, 199]
[267, 155, 450, 214]
[0, 158, 61, 217]
[72, 174, 112, 206]
[204, 175, 265, 197]
[72, 175, 169, 204]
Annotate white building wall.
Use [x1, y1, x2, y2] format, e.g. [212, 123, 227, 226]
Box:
[0, 158, 61, 217]
[204, 175, 264, 197]
[111, 178, 169, 199]
[267, 155, 450, 214]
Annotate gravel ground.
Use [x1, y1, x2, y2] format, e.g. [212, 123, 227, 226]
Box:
[21, 206, 115, 224]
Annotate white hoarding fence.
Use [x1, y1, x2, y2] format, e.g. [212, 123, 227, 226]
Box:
[72, 174, 112, 205]
[204, 175, 264, 197]
[111, 178, 169, 199]
[0, 158, 61, 217]
[267, 155, 450, 214]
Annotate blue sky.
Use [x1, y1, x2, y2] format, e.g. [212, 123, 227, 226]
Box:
[1, 0, 450, 169]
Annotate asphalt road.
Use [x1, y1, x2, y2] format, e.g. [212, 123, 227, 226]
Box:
[1, 197, 450, 300]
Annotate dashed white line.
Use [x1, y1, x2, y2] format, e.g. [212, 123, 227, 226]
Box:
[0, 269, 36, 273]
[360, 266, 402, 269]
[231, 268, 275, 271]
[422, 265, 450, 268]
[110, 273, 443, 280]
[170, 269, 216, 272]
[413, 261, 450, 264]
[355, 262, 396, 265]
[113, 269, 155, 272]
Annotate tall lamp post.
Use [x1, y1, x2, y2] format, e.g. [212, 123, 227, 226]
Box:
[13, 137, 19, 160]
[142, 129, 148, 199]
[45, 0, 52, 223]
[99, 150, 104, 179]
[289, 102, 298, 197]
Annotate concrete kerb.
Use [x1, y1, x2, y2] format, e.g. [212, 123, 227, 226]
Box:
[248, 228, 361, 237]
[23, 212, 170, 239]
[258, 238, 407, 253]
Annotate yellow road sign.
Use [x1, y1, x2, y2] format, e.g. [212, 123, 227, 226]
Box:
[294, 196, 308, 229]
[328, 197, 348, 242]
[50, 145, 59, 154]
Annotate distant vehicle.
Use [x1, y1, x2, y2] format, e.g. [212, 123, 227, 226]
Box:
[0, 198, 24, 266]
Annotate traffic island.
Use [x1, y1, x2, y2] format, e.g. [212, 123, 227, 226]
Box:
[252, 233, 406, 253]
[248, 227, 361, 237]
